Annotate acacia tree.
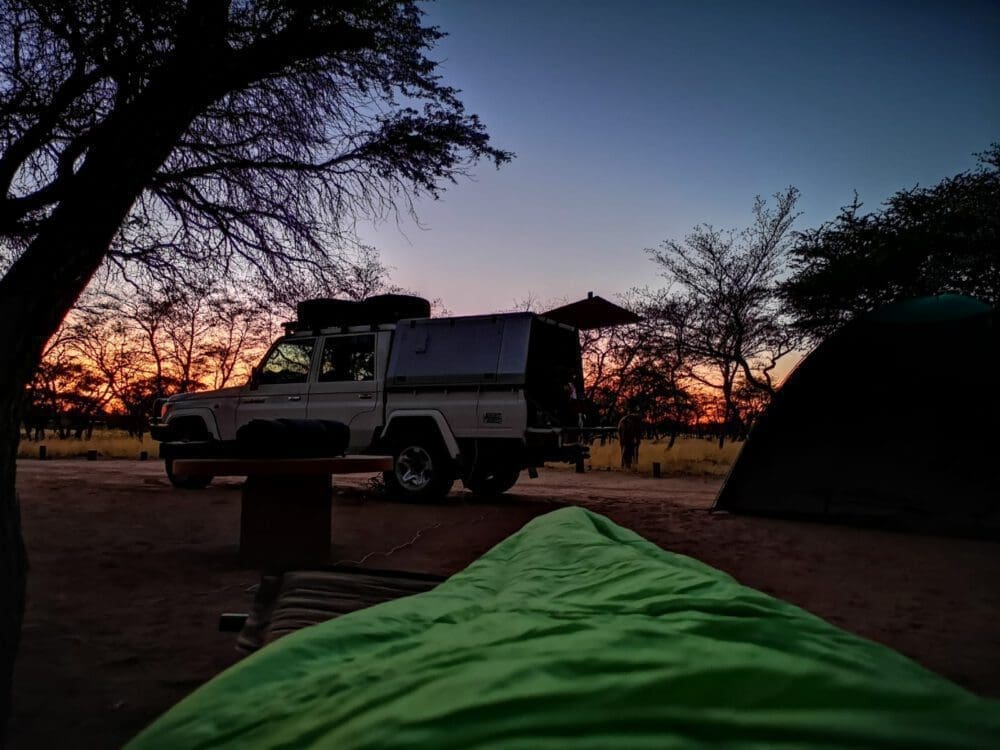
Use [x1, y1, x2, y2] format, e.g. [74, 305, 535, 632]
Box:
[35, 251, 401, 434]
[502, 292, 696, 431]
[784, 145, 1000, 339]
[646, 188, 803, 445]
[22, 326, 107, 440]
[199, 293, 278, 390]
[620, 291, 700, 439]
[75, 241, 399, 400]
[269, 243, 401, 306]
[67, 306, 148, 419]
[36, 282, 271, 436]
[579, 322, 642, 414]
[580, 290, 695, 434]
[0, 0, 509, 728]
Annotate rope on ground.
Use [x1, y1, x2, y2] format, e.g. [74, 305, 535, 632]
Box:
[333, 521, 443, 567]
[333, 506, 495, 568]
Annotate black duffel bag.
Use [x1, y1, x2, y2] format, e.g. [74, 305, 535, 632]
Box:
[235, 419, 351, 458]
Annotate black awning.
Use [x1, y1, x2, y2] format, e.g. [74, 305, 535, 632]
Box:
[542, 294, 641, 330]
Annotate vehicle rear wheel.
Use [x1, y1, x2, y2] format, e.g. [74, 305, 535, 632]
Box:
[165, 458, 213, 489]
[383, 436, 454, 502]
[463, 464, 520, 497]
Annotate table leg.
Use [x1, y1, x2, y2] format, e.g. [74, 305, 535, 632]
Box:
[239, 475, 332, 569]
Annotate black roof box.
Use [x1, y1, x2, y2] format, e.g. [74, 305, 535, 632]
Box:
[295, 294, 431, 330]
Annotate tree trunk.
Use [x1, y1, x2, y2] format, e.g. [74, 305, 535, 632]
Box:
[0, 56, 216, 736]
[0, 226, 121, 735]
[0, 386, 27, 732]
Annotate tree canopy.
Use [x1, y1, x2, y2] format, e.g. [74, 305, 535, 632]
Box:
[642, 188, 803, 441]
[783, 145, 1000, 339]
[0, 0, 511, 288]
[0, 0, 510, 732]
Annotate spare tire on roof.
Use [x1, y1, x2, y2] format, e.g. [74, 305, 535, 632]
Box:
[364, 294, 431, 323]
[295, 298, 364, 330]
[295, 295, 431, 330]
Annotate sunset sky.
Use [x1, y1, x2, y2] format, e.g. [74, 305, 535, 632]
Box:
[359, 0, 1000, 315]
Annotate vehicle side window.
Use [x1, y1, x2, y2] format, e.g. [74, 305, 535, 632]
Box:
[258, 340, 315, 385]
[319, 335, 375, 382]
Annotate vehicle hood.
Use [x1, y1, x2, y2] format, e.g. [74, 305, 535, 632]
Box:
[168, 386, 244, 403]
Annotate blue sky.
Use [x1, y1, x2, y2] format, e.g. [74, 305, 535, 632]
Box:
[359, 0, 1000, 314]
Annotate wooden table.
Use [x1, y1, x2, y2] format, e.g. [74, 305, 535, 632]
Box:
[172, 456, 393, 569]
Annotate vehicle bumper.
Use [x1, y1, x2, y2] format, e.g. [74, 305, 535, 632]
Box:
[149, 424, 176, 442]
[158, 439, 237, 460]
[524, 429, 588, 465]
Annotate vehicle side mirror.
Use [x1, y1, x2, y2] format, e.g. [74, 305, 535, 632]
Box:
[248, 366, 260, 391]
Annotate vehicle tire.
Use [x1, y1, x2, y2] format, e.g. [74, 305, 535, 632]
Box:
[296, 298, 363, 329]
[165, 458, 213, 489]
[363, 294, 431, 323]
[463, 464, 521, 497]
[383, 435, 454, 502]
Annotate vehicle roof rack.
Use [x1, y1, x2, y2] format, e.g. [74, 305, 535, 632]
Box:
[293, 294, 431, 331]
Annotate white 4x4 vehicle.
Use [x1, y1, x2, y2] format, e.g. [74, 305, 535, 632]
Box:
[152, 295, 589, 500]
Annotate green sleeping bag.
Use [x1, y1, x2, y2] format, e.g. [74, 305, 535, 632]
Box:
[128, 507, 1000, 748]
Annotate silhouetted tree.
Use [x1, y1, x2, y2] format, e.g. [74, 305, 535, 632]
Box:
[37, 262, 401, 429]
[646, 188, 803, 445]
[22, 329, 76, 440]
[68, 301, 168, 425]
[505, 290, 697, 432]
[115, 375, 187, 438]
[784, 145, 1000, 339]
[29, 326, 112, 438]
[160, 291, 214, 391]
[199, 293, 277, 390]
[582, 289, 694, 431]
[0, 1, 509, 729]
[579, 321, 643, 420]
[270, 243, 401, 308]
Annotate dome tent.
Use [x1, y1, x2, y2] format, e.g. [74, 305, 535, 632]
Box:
[713, 295, 999, 537]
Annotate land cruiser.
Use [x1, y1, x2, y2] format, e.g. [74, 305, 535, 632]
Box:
[152, 295, 596, 500]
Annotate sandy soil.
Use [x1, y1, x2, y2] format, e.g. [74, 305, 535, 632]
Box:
[8, 459, 1000, 748]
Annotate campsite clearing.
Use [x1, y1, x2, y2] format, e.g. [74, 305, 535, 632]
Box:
[10, 460, 1000, 749]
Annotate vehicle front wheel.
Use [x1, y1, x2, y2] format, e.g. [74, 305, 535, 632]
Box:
[165, 458, 213, 489]
[383, 437, 454, 502]
[463, 464, 520, 497]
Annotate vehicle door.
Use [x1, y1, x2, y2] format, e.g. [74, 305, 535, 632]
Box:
[307, 333, 378, 452]
[235, 338, 317, 430]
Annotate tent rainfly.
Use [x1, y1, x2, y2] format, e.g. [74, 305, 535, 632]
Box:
[714, 295, 999, 537]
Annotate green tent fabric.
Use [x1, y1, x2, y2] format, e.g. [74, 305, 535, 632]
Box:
[128, 508, 1000, 749]
[714, 295, 999, 535]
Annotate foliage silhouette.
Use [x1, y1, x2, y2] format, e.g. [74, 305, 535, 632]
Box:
[784, 145, 1000, 339]
[643, 188, 804, 444]
[0, 0, 509, 731]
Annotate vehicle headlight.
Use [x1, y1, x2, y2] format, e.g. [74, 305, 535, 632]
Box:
[154, 399, 173, 420]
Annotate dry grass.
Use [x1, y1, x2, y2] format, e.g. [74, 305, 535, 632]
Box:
[17, 429, 741, 477]
[17, 430, 158, 460]
[579, 435, 743, 476]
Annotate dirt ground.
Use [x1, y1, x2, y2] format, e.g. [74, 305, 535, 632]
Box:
[8, 459, 1000, 748]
